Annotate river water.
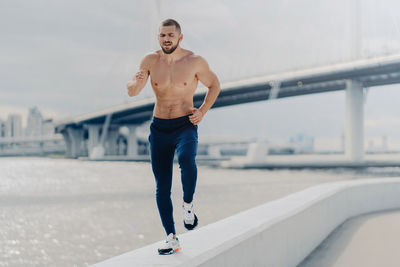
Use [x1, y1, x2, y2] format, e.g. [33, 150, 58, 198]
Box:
[1, 157, 400, 266]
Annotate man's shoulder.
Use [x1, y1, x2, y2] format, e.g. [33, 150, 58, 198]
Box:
[189, 54, 209, 70]
[185, 51, 203, 60]
[185, 52, 208, 66]
[140, 51, 160, 70]
[143, 51, 160, 62]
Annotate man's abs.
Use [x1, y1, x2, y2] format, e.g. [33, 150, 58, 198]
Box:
[153, 99, 194, 119]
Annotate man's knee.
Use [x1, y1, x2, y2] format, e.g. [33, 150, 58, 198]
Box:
[178, 151, 196, 168]
[156, 186, 172, 198]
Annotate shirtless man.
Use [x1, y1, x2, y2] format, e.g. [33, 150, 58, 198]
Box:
[126, 19, 220, 255]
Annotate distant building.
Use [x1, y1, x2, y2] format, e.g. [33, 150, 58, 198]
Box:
[382, 136, 388, 152]
[6, 114, 22, 137]
[0, 108, 64, 157]
[289, 133, 314, 153]
[341, 133, 345, 152]
[366, 136, 389, 153]
[42, 119, 55, 136]
[0, 119, 6, 137]
[25, 107, 43, 137]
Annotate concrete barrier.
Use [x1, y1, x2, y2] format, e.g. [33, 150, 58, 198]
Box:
[93, 177, 400, 267]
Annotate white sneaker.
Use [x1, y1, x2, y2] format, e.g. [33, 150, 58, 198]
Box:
[158, 233, 181, 255]
[183, 202, 198, 230]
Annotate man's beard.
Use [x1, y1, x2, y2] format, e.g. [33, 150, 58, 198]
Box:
[161, 40, 180, 54]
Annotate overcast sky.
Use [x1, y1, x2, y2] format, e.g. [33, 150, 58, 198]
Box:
[1, 0, 400, 140]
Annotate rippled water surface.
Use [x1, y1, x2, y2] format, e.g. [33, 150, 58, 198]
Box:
[1, 157, 400, 266]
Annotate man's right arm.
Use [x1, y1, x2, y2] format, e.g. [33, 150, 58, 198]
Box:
[126, 54, 154, 97]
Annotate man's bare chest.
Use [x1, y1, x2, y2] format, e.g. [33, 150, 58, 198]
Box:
[150, 61, 197, 89]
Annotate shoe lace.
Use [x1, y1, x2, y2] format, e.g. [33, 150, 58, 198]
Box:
[162, 237, 176, 249]
[183, 204, 194, 221]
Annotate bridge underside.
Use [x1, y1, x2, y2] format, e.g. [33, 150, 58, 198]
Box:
[56, 57, 400, 130]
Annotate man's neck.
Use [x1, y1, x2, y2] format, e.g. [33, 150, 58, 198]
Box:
[161, 46, 183, 63]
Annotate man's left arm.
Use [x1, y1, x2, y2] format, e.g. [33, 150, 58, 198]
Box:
[189, 57, 221, 125]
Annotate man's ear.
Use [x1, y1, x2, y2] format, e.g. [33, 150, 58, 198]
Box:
[179, 34, 183, 42]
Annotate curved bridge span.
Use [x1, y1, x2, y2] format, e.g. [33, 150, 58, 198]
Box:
[55, 54, 400, 159]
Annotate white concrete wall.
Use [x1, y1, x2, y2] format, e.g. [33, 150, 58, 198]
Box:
[93, 178, 400, 267]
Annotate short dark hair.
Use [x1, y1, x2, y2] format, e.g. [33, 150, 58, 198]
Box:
[160, 19, 181, 34]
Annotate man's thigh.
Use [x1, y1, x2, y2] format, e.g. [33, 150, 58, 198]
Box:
[176, 125, 198, 157]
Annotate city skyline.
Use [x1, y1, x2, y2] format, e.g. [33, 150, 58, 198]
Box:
[0, 106, 55, 138]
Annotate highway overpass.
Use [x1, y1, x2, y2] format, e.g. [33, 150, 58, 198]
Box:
[54, 54, 400, 160]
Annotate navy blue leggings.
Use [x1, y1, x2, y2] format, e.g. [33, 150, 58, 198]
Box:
[148, 115, 198, 235]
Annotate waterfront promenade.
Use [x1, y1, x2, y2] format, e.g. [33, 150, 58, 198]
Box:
[94, 177, 400, 267]
[299, 210, 400, 267]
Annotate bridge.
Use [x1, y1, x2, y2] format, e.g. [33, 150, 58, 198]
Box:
[54, 53, 400, 161]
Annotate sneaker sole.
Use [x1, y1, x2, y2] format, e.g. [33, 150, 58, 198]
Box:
[184, 213, 198, 230]
[158, 247, 181, 255]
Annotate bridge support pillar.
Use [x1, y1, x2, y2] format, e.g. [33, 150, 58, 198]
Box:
[63, 128, 84, 158]
[105, 127, 119, 155]
[127, 125, 138, 156]
[87, 125, 101, 157]
[88, 114, 112, 159]
[345, 79, 364, 162]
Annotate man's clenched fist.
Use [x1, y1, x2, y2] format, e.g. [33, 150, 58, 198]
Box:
[189, 107, 203, 125]
[126, 70, 147, 96]
[135, 70, 146, 82]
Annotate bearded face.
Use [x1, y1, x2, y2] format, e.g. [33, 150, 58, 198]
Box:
[161, 39, 180, 54]
[158, 25, 181, 54]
